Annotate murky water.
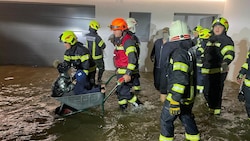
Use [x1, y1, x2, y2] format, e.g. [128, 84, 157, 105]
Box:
[0, 66, 249, 141]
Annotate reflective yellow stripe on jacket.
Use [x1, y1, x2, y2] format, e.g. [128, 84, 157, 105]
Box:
[201, 67, 221, 74]
[244, 78, 250, 87]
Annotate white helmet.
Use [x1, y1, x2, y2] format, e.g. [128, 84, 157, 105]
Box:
[126, 18, 137, 33]
[169, 20, 190, 42]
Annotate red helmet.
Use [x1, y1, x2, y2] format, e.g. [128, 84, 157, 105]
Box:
[110, 18, 128, 31]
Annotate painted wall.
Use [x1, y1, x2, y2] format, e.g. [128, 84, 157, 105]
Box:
[222, 0, 250, 82]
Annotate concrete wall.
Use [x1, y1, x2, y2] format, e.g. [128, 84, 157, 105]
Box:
[222, 0, 250, 82]
[5, 0, 247, 80]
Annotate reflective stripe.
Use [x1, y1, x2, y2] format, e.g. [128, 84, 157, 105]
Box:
[197, 47, 204, 53]
[92, 41, 103, 60]
[64, 55, 71, 61]
[118, 99, 127, 105]
[206, 41, 221, 47]
[117, 68, 126, 74]
[221, 45, 234, 56]
[244, 78, 250, 87]
[83, 69, 89, 75]
[173, 62, 188, 72]
[98, 40, 104, 47]
[159, 134, 174, 141]
[242, 63, 248, 70]
[116, 46, 124, 50]
[127, 63, 136, 70]
[172, 83, 185, 94]
[214, 42, 221, 47]
[223, 54, 233, 61]
[201, 68, 221, 74]
[133, 86, 141, 91]
[185, 133, 200, 141]
[166, 93, 179, 105]
[125, 46, 136, 56]
[209, 108, 221, 115]
[197, 63, 203, 67]
[197, 85, 204, 91]
[80, 54, 89, 62]
[170, 58, 173, 64]
[128, 95, 137, 103]
[89, 65, 96, 73]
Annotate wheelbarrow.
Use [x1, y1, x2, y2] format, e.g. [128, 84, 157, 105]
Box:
[53, 74, 123, 117]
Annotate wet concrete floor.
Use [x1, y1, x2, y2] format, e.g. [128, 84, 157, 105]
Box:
[0, 65, 249, 141]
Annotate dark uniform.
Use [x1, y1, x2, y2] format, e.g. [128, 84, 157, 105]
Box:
[64, 42, 96, 86]
[128, 31, 141, 92]
[202, 33, 234, 114]
[151, 38, 166, 90]
[237, 51, 250, 119]
[86, 28, 106, 82]
[160, 39, 200, 141]
[113, 32, 142, 110]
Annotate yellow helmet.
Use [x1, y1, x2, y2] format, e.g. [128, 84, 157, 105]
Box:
[193, 25, 203, 33]
[212, 17, 229, 31]
[59, 30, 77, 45]
[89, 20, 100, 30]
[199, 28, 211, 39]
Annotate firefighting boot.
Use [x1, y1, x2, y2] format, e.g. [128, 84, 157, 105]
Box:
[131, 99, 143, 107]
[119, 104, 128, 111]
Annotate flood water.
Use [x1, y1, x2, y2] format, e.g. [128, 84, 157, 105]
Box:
[0, 65, 249, 141]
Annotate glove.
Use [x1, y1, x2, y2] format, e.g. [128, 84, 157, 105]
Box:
[169, 99, 180, 116]
[117, 77, 125, 85]
[122, 74, 131, 82]
[221, 62, 229, 73]
[238, 91, 245, 102]
[237, 74, 243, 84]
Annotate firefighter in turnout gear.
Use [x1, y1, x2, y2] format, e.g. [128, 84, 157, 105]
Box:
[237, 50, 250, 120]
[196, 28, 211, 94]
[109, 18, 143, 111]
[126, 18, 141, 93]
[150, 27, 169, 91]
[59, 30, 96, 87]
[159, 20, 200, 141]
[202, 17, 235, 115]
[86, 20, 106, 83]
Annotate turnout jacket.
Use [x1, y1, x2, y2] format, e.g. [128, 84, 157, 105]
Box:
[86, 28, 106, 60]
[202, 33, 234, 74]
[164, 39, 196, 104]
[113, 32, 138, 76]
[239, 51, 250, 87]
[64, 42, 96, 75]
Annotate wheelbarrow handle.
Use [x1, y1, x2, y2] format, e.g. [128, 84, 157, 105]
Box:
[103, 78, 125, 103]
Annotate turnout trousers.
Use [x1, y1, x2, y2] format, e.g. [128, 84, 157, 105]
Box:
[160, 100, 200, 141]
[203, 72, 227, 114]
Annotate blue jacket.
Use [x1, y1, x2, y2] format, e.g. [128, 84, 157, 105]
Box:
[74, 70, 100, 94]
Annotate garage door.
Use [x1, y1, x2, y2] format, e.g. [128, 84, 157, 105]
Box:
[0, 2, 95, 66]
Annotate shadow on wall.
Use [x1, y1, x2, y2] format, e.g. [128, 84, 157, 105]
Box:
[229, 27, 250, 82]
[0, 33, 48, 66]
[142, 24, 167, 72]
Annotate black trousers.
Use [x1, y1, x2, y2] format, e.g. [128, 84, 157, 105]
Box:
[242, 85, 250, 118]
[203, 72, 227, 109]
[153, 67, 161, 90]
[160, 100, 199, 137]
[94, 58, 105, 81]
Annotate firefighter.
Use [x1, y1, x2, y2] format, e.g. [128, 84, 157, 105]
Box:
[196, 28, 211, 94]
[126, 17, 141, 93]
[109, 18, 143, 110]
[192, 25, 203, 46]
[237, 50, 250, 120]
[159, 20, 200, 141]
[86, 20, 106, 83]
[150, 27, 169, 91]
[59, 30, 96, 87]
[202, 17, 235, 115]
